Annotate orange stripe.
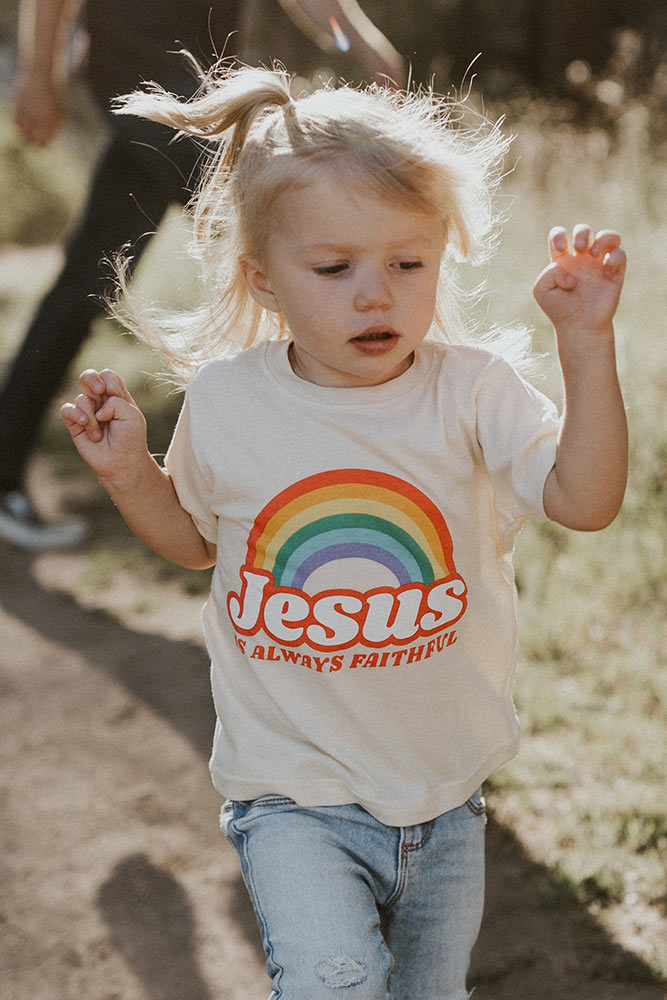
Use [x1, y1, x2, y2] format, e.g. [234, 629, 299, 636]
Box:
[247, 470, 454, 576]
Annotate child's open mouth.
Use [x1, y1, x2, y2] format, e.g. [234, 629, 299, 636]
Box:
[351, 328, 399, 352]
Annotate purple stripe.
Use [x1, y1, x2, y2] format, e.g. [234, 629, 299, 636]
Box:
[291, 543, 410, 589]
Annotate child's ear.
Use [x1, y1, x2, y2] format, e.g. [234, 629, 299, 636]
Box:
[240, 258, 281, 313]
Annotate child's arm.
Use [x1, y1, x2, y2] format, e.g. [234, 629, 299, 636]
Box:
[61, 369, 217, 569]
[534, 225, 628, 531]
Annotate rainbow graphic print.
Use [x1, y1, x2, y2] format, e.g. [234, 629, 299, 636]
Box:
[227, 470, 468, 651]
[247, 469, 457, 590]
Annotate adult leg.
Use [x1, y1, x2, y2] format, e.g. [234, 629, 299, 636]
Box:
[381, 793, 487, 1000]
[222, 798, 394, 1000]
[0, 113, 199, 493]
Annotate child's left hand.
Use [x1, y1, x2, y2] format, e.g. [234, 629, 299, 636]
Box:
[533, 225, 626, 338]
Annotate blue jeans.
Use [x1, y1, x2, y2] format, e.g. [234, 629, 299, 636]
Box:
[221, 793, 486, 999]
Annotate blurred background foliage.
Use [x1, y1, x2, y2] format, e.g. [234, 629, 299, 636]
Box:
[0, 0, 665, 246]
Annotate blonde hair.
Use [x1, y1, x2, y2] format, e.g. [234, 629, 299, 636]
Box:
[112, 63, 526, 382]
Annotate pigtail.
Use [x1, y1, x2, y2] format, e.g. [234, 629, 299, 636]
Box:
[108, 66, 296, 382]
[113, 65, 292, 168]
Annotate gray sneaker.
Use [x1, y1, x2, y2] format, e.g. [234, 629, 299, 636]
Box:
[0, 489, 88, 551]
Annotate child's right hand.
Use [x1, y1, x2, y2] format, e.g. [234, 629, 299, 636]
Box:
[61, 369, 149, 484]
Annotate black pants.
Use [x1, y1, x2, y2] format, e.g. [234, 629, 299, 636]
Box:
[0, 85, 203, 491]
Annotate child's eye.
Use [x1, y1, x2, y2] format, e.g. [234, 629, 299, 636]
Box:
[394, 260, 424, 271]
[313, 263, 349, 275]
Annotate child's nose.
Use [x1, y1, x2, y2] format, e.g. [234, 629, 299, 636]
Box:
[354, 266, 393, 310]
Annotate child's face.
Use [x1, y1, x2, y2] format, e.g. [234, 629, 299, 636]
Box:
[243, 171, 444, 388]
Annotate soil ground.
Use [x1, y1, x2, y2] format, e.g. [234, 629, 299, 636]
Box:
[1, 463, 665, 999]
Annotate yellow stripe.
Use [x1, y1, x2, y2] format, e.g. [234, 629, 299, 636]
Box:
[254, 485, 449, 575]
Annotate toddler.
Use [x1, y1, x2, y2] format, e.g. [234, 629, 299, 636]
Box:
[61, 66, 627, 999]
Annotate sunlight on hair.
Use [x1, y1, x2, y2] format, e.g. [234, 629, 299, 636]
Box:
[109, 62, 533, 385]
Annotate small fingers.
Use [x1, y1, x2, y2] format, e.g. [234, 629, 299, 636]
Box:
[60, 401, 83, 432]
[572, 223, 593, 253]
[80, 368, 133, 404]
[548, 224, 593, 255]
[590, 229, 622, 257]
[78, 369, 107, 415]
[98, 368, 134, 403]
[602, 245, 627, 281]
[60, 398, 102, 443]
[75, 392, 105, 441]
[80, 368, 106, 395]
[549, 225, 623, 270]
[549, 226, 570, 259]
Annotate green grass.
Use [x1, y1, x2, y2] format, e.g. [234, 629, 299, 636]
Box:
[481, 98, 666, 978]
[1, 86, 665, 979]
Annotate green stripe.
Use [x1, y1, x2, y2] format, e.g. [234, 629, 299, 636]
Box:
[271, 513, 434, 585]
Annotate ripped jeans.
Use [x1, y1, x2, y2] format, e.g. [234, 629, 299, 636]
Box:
[220, 793, 486, 999]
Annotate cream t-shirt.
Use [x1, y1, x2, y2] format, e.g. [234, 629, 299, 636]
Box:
[165, 339, 560, 826]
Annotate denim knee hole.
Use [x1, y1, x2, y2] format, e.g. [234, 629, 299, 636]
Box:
[315, 955, 368, 988]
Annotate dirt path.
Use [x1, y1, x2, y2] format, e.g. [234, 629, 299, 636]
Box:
[1, 531, 664, 999]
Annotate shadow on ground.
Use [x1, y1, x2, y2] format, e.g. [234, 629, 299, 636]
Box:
[1, 544, 663, 1000]
[98, 853, 214, 1000]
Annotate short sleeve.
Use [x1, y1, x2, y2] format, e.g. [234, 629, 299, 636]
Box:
[475, 357, 561, 522]
[164, 392, 218, 544]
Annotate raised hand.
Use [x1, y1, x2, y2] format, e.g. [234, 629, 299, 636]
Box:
[62, 368, 215, 567]
[60, 369, 149, 485]
[537, 226, 628, 531]
[533, 225, 626, 339]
